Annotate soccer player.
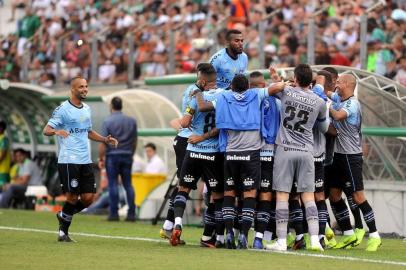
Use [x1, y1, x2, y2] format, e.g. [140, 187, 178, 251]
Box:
[196, 73, 285, 249]
[327, 74, 381, 251]
[43, 76, 118, 242]
[209, 29, 248, 89]
[248, 71, 281, 250]
[267, 64, 328, 252]
[170, 65, 225, 247]
[160, 63, 215, 244]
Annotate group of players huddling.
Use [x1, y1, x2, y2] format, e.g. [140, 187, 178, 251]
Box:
[159, 29, 382, 252]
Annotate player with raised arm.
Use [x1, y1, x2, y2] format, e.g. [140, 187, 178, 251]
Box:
[43, 76, 118, 242]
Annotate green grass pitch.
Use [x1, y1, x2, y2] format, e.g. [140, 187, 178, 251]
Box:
[0, 210, 405, 270]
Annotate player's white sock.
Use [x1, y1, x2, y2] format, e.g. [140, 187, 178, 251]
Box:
[255, 232, 264, 239]
[310, 235, 319, 247]
[216, 235, 224, 243]
[201, 235, 212, 241]
[59, 230, 65, 237]
[264, 231, 272, 242]
[344, 230, 354, 236]
[369, 231, 380, 238]
[163, 220, 174, 231]
[174, 217, 182, 227]
[296, 234, 303, 241]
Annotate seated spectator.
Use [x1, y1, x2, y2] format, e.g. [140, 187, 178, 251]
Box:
[144, 143, 167, 174]
[395, 56, 406, 86]
[329, 45, 351, 66]
[0, 149, 42, 208]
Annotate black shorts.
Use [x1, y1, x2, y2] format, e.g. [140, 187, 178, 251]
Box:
[173, 135, 188, 179]
[259, 157, 274, 193]
[179, 151, 224, 193]
[58, 163, 96, 194]
[329, 153, 364, 194]
[314, 160, 325, 193]
[224, 150, 260, 192]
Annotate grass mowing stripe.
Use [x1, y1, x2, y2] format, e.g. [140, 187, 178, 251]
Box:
[1, 225, 406, 267]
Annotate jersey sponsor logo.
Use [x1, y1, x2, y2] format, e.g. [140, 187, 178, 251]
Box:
[286, 91, 317, 105]
[70, 179, 78, 188]
[260, 156, 273, 162]
[190, 144, 218, 151]
[243, 177, 255, 187]
[226, 177, 234, 186]
[69, 127, 91, 134]
[282, 140, 306, 149]
[183, 175, 195, 183]
[226, 154, 250, 161]
[190, 152, 215, 161]
[208, 178, 218, 188]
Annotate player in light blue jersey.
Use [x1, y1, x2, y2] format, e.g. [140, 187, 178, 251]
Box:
[161, 63, 215, 244]
[209, 29, 248, 89]
[170, 66, 226, 248]
[43, 76, 118, 242]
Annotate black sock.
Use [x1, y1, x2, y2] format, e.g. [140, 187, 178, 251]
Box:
[222, 196, 236, 234]
[347, 196, 363, 229]
[330, 198, 352, 231]
[73, 201, 86, 214]
[289, 200, 304, 236]
[255, 200, 271, 236]
[358, 200, 377, 233]
[241, 197, 256, 236]
[203, 203, 216, 237]
[268, 200, 276, 238]
[316, 200, 328, 235]
[166, 187, 178, 223]
[173, 191, 189, 221]
[60, 202, 75, 234]
[214, 198, 224, 237]
[302, 204, 308, 234]
[234, 198, 243, 231]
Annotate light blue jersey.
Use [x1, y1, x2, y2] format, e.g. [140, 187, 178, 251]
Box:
[260, 98, 281, 157]
[178, 84, 198, 138]
[186, 88, 224, 153]
[210, 48, 248, 89]
[47, 100, 92, 164]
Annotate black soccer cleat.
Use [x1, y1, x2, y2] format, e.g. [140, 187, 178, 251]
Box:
[57, 234, 76, 243]
[200, 235, 216, 248]
[292, 237, 306, 250]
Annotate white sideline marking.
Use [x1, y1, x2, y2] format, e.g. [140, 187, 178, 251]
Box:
[1, 226, 406, 267]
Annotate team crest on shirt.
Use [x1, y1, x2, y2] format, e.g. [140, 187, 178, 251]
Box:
[70, 179, 78, 188]
[208, 178, 218, 188]
[243, 178, 254, 186]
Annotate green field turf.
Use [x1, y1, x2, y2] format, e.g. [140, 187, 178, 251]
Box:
[0, 209, 405, 270]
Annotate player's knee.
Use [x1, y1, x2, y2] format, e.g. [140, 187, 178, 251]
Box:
[80, 194, 94, 207]
[314, 192, 325, 202]
[329, 188, 342, 202]
[352, 191, 365, 205]
[243, 189, 256, 198]
[66, 194, 79, 204]
[178, 186, 190, 193]
[259, 192, 272, 201]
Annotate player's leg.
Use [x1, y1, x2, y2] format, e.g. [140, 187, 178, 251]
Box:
[289, 195, 305, 250]
[314, 161, 329, 248]
[201, 189, 216, 248]
[345, 154, 381, 251]
[211, 153, 225, 248]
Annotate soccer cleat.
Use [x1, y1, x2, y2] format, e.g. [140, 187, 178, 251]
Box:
[326, 237, 337, 248]
[225, 232, 236, 249]
[292, 237, 306, 250]
[56, 212, 70, 236]
[57, 234, 76, 243]
[170, 225, 182, 246]
[265, 240, 287, 251]
[287, 233, 295, 249]
[237, 234, 248, 249]
[215, 241, 225, 248]
[200, 235, 216, 248]
[160, 228, 185, 244]
[307, 242, 324, 252]
[353, 228, 366, 247]
[325, 226, 335, 240]
[252, 237, 264, 250]
[365, 237, 382, 252]
[333, 234, 357, 249]
[319, 236, 328, 249]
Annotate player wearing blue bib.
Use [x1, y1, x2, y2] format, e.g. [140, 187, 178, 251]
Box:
[209, 29, 248, 89]
[44, 76, 118, 242]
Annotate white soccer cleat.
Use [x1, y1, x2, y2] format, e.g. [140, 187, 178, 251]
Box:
[265, 241, 287, 251]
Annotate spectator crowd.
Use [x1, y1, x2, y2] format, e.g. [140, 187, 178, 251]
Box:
[0, 0, 405, 87]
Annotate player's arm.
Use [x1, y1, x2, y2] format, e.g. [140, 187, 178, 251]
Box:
[43, 125, 69, 138]
[267, 81, 286, 96]
[187, 128, 219, 144]
[88, 130, 118, 147]
[180, 115, 193, 128]
[329, 107, 348, 121]
[195, 91, 214, 112]
[316, 103, 329, 133]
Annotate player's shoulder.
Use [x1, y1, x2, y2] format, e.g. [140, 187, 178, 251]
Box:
[82, 102, 91, 110]
[210, 48, 226, 61]
[240, 52, 248, 60]
[53, 101, 69, 113]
